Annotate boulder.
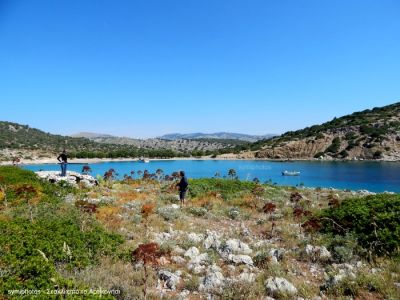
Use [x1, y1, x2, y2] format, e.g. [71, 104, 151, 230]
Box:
[268, 248, 285, 263]
[199, 264, 225, 292]
[187, 232, 204, 244]
[189, 253, 209, 266]
[154, 232, 173, 245]
[184, 247, 200, 259]
[265, 277, 297, 297]
[221, 239, 252, 255]
[305, 245, 331, 262]
[203, 230, 222, 250]
[35, 171, 98, 187]
[158, 270, 181, 291]
[186, 247, 210, 273]
[171, 256, 186, 265]
[238, 271, 256, 283]
[227, 254, 253, 266]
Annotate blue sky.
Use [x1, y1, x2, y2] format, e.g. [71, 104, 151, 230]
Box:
[0, 0, 399, 138]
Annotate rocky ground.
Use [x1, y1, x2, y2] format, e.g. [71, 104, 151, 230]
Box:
[51, 176, 399, 299]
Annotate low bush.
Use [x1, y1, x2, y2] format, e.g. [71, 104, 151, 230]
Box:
[188, 207, 208, 217]
[157, 207, 181, 221]
[189, 178, 257, 200]
[0, 204, 123, 292]
[319, 194, 400, 257]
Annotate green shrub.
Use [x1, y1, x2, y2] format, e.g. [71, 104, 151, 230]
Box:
[157, 206, 181, 221]
[189, 207, 208, 217]
[0, 167, 123, 293]
[0, 166, 75, 205]
[323, 233, 359, 263]
[0, 204, 123, 292]
[338, 150, 349, 158]
[227, 207, 240, 220]
[373, 150, 383, 159]
[314, 151, 325, 158]
[189, 178, 257, 200]
[319, 194, 400, 257]
[325, 137, 341, 154]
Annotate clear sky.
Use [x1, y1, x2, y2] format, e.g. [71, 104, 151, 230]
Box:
[0, 0, 399, 138]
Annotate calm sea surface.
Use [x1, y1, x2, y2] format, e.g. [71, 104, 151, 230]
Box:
[23, 160, 400, 193]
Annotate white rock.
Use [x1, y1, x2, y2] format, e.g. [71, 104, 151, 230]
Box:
[227, 254, 253, 266]
[222, 239, 252, 255]
[187, 232, 204, 244]
[184, 247, 200, 259]
[305, 245, 331, 261]
[179, 290, 190, 299]
[203, 230, 222, 250]
[158, 270, 181, 290]
[199, 264, 225, 292]
[171, 256, 186, 265]
[173, 246, 185, 255]
[171, 204, 180, 209]
[265, 277, 298, 296]
[190, 264, 206, 274]
[190, 253, 209, 265]
[268, 248, 285, 263]
[154, 232, 172, 244]
[35, 171, 98, 187]
[253, 240, 272, 248]
[238, 271, 256, 283]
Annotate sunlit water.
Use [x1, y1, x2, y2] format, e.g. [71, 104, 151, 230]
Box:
[23, 160, 400, 193]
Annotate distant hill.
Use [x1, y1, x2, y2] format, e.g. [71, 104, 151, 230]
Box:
[159, 132, 275, 142]
[70, 132, 114, 139]
[0, 122, 184, 161]
[0, 122, 240, 162]
[243, 102, 400, 160]
[70, 132, 242, 152]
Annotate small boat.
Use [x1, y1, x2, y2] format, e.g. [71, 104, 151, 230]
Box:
[139, 158, 150, 163]
[282, 170, 300, 176]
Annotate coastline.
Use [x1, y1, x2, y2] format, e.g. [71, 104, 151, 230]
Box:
[2, 157, 397, 194]
[1, 155, 398, 166]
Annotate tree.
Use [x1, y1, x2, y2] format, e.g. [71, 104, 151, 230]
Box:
[82, 165, 92, 174]
[228, 168, 237, 179]
[155, 169, 164, 181]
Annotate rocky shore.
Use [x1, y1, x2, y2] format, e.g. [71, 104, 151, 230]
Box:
[35, 171, 98, 187]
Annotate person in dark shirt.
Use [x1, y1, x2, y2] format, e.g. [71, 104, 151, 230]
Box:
[57, 150, 68, 177]
[176, 171, 188, 205]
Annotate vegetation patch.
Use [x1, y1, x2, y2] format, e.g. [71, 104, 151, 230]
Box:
[319, 194, 400, 257]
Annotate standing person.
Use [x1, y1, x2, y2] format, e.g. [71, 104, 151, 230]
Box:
[57, 150, 68, 177]
[176, 171, 188, 205]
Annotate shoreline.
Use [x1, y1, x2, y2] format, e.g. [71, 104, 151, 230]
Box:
[1, 156, 398, 166]
[1, 158, 396, 194]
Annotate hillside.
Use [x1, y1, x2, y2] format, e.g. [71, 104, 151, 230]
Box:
[242, 102, 400, 160]
[71, 132, 239, 152]
[0, 122, 243, 162]
[0, 121, 210, 161]
[159, 132, 275, 142]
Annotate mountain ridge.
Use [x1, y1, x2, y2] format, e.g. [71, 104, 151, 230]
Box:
[158, 132, 275, 142]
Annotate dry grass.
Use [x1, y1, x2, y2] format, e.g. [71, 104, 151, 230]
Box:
[96, 206, 123, 230]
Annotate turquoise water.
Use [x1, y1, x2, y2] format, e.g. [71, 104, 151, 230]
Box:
[23, 160, 400, 193]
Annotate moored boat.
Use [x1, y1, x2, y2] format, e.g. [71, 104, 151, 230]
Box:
[282, 170, 300, 176]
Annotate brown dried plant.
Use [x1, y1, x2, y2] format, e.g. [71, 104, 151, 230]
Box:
[132, 242, 161, 299]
